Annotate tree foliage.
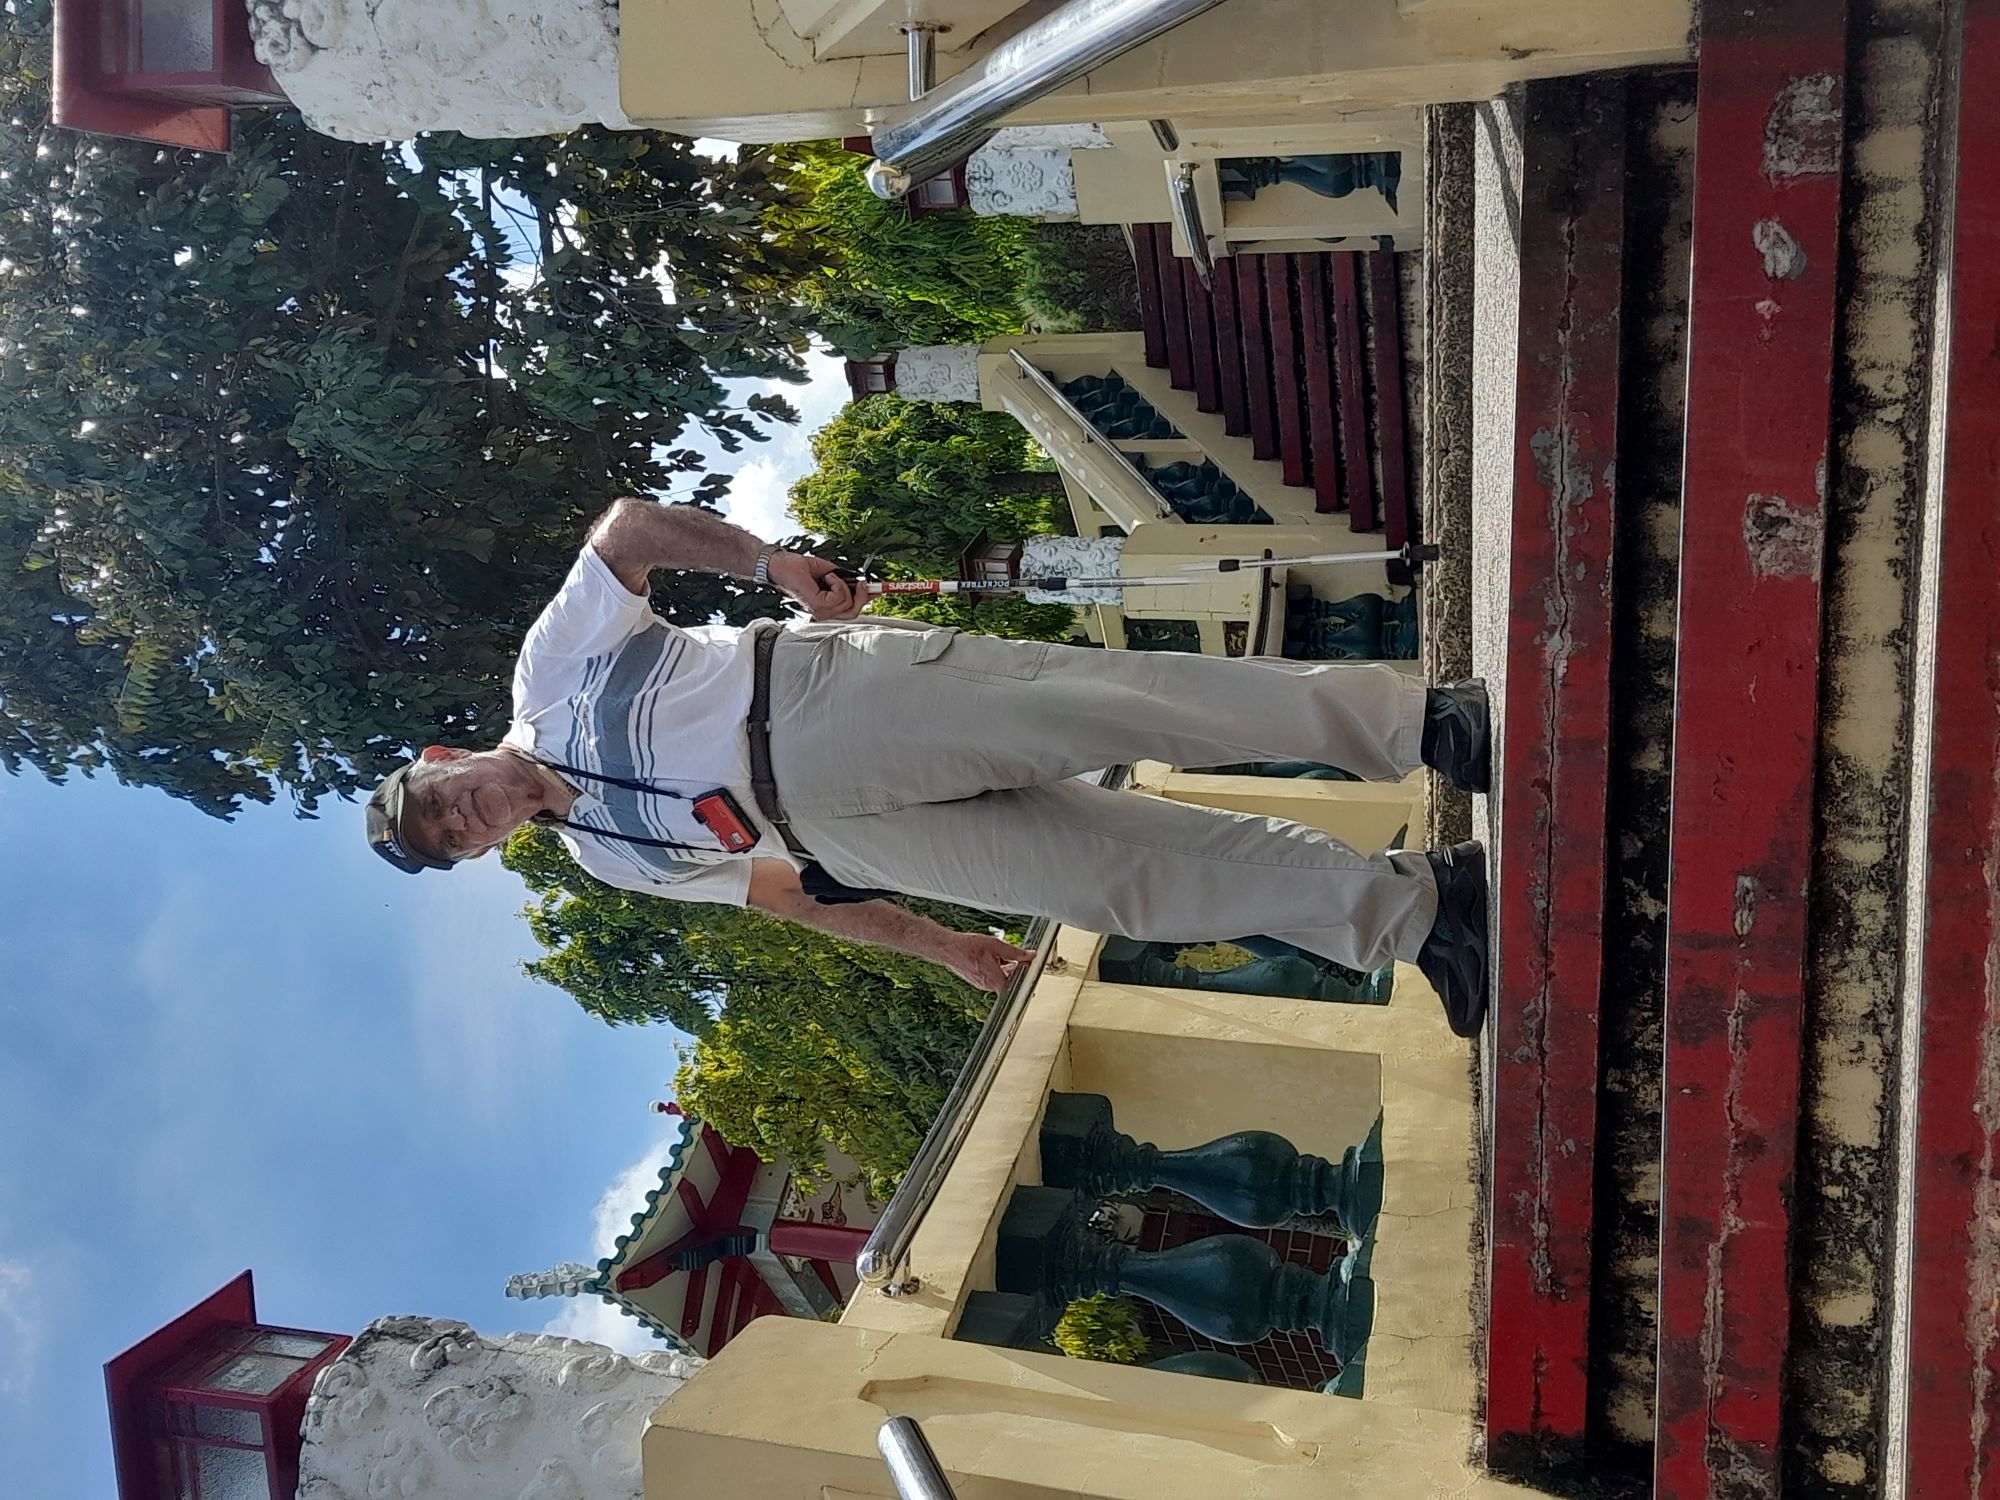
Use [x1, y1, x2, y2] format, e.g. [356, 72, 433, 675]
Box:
[501, 825, 1010, 1193]
[0, 0, 821, 815]
[1019, 223, 1144, 334]
[789, 395, 1067, 572]
[766, 142, 1031, 358]
[1052, 1295, 1151, 1364]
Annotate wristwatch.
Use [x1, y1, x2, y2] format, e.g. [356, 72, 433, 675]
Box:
[753, 545, 780, 586]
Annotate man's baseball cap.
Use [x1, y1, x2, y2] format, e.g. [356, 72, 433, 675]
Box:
[365, 761, 454, 874]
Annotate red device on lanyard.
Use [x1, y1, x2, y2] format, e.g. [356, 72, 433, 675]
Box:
[692, 789, 759, 853]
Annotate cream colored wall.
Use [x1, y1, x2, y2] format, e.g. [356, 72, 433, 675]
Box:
[619, 0, 1691, 142]
[645, 1318, 1536, 1500]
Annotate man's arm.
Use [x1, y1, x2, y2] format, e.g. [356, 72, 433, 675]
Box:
[747, 860, 1031, 993]
[588, 498, 866, 620]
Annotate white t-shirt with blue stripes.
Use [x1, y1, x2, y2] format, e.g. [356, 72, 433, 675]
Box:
[500, 544, 798, 907]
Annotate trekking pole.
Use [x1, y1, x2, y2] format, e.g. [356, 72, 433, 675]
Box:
[857, 542, 1440, 598]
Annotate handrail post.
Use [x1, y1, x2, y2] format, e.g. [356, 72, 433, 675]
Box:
[905, 24, 941, 102]
[879, 1417, 959, 1500]
[865, 0, 1234, 200]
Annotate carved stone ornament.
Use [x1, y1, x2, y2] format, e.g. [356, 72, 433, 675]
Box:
[295, 1315, 701, 1500]
[890, 345, 983, 405]
[965, 145, 1080, 220]
[247, 0, 631, 142]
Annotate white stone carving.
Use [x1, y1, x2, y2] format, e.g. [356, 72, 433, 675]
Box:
[966, 146, 1080, 220]
[506, 1262, 601, 1301]
[296, 1316, 701, 1500]
[985, 126, 1113, 152]
[1021, 535, 1125, 606]
[892, 345, 983, 405]
[247, 0, 631, 142]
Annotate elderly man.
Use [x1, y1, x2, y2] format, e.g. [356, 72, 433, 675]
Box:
[365, 501, 1493, 1034]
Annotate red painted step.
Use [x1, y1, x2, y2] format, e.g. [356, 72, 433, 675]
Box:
[1655, 5, 1846, 1496]
[1329, 253, 1375, 532]
[1184, 259, 1222, 413]
[1210, 262, 1250, 437]
[1484, 73, 1626, 1461]
[1367, 250, 1413, 549]
[1265, 255, 1310, 487]
[1132, 223, 1170, 370]
[1236, 256, 1279, 460]
[1299, 255, 1342, 514]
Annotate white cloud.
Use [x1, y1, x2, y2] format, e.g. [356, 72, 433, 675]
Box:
[538, 1134, 684, 1355]
[0, 1260, 41, 1396]
[714, 346, 851, 542]
[539, 1294, 658, 1354]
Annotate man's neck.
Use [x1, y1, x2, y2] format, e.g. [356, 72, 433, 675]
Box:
[500, 745, 580, 817]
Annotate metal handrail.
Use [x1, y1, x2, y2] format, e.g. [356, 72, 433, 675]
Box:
[856, 765, 1131, 1293]
[1171, 161, 1217, 291]
[865, 0, 1234, 199]
[1006, 350, 1174, 521]
[879, 1417, 959, 1499]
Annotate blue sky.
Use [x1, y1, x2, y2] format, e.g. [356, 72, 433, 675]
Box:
[0, 351, 852, 1498]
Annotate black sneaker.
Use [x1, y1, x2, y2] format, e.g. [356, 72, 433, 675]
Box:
[1422, 681, 1491, 794]
[1417, 841, 1488, 1037]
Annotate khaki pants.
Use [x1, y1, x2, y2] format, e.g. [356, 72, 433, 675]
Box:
[767, 624, 1438, 972]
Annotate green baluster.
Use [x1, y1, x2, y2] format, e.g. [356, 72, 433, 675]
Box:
[1148, 1351, 1262, 1383]
[1039, 1093, 1382, 1240]
[1097, 936, 1392, 1006]
[954, 1290, 1059, 1351]
[997, 1186, 1373, 1364]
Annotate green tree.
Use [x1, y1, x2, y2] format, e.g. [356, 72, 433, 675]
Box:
[0, 1, 822, 816]
[766, 142, 1031, 358]
[1019, 223, 1143, 334]
[501, 825, 1009, 1193]
[789, 395, 1067, 572]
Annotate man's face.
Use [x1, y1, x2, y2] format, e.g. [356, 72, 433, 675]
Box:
[399, 749, 543, 864]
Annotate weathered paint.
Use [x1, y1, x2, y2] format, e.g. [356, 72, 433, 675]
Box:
[1484, 73, 1625, 1463]
[1786, 5, 1944, 1495]
[1330, 253, 1375, 529]
[1656, 6, 1848, 1498]
[1903, 3, 2000, 1494]
[1590, 71, 1696, 1455]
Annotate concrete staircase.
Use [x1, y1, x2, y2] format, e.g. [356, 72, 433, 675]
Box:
[1127, 224, 1419, 551]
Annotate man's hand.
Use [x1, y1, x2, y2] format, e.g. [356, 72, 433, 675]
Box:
[768, 552, 867, 621]
[934, 931, 1034, 993]
[746, 859, 1029, 993]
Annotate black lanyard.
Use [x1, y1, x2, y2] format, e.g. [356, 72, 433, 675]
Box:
[542, 760, 723, 856]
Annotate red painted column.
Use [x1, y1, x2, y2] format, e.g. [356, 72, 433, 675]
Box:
[1656, 6, 1847, 1498]
[1485, 72, 1626, 1459]
[767, 1219, 874, 1263]
[1904, 4, 2000, 1495]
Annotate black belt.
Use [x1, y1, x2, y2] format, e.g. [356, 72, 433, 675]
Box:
[747, 622, 811, 860]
